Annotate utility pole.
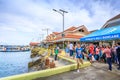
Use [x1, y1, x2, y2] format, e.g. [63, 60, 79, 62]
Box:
[39, 34, 44, 41]
[42, 28, 50, 49]
[42, 28, 50, 36]
[53, 9, 68, 49]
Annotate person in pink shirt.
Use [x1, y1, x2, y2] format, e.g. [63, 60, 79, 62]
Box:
[103, 46, 112, 71]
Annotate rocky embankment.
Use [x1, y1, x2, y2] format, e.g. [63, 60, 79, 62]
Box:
[28, 47, 51, 71]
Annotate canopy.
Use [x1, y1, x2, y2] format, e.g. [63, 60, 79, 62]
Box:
[80, 25, 120, 42]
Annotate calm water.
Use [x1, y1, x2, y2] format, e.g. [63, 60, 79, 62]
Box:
[0, 51, 32, 78]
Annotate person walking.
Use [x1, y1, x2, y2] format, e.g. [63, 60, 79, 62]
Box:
[99, 47, 103, 62]
[65, 42, 70, 57]
[113, 45, 118, 64]
[88, 44, 95, 63]
[54, 46, 59, 61]
[75, 44, 84, 72]
[95, 46, 100, 61]
[69, 42, 74, 58]
[103, 46, 112, 71]
[116, 42, 120, 70]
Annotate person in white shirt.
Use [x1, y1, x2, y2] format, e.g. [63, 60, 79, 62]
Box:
[69, 42, 74, 57]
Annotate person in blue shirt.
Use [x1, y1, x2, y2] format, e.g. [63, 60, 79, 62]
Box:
[117, 42, 120, 70]
[75, 43, 84, 72]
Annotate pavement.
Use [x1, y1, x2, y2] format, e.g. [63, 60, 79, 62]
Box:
[34, 62, 120, 80]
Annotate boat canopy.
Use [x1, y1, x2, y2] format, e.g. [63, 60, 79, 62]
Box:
[80, 25, 120, 42]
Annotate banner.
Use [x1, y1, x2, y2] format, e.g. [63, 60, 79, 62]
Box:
[80, 33, 120, 41]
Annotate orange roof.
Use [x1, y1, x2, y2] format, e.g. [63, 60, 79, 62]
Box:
[52, 34, 83, 41]
[54, 36, 62, 40]
[53, 32, 60, 35]
[64, 26, 77, 32]
[65, 34, 83, 39]
[29, 42, 40, 46]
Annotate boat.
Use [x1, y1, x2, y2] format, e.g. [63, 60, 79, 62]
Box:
[0, 45, 30, 52]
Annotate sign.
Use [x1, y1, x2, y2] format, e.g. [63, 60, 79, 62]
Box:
[80, 33, 120, 41]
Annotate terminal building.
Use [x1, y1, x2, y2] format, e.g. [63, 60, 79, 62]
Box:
[45, 25, 89, 49]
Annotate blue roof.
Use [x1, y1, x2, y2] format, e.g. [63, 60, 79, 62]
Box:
[80, 25, 120, 41]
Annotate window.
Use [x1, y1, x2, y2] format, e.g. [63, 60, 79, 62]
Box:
[79, 29, 84, 32]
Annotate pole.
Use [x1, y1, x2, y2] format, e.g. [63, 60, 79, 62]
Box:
[53, 9, 68, 49]
[40, 34, 44, 41]
[47, 28, 49, 36]
[63, 13, 64, 32]
[62, 13, 64, 49]
[42, 28, 49, 37]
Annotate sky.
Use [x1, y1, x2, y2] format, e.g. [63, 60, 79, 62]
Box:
[0, 0, 120, 45]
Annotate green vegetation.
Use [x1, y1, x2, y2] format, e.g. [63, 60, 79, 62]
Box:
[31, 47, 52, 58]
[29, 47, 52, 68]
[31, 47, 41, 58]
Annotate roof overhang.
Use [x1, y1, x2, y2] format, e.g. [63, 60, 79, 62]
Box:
[54, 38, 80, 42]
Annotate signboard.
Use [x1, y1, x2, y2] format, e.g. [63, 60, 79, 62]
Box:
[80, 33, 120, 41]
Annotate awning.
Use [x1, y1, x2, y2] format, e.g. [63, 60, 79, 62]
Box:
[80, 25, 120, 42]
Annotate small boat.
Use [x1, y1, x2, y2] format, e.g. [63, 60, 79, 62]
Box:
[0, 45, 30, 52]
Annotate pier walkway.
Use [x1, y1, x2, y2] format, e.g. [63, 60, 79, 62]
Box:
[35, 63, 120, 80]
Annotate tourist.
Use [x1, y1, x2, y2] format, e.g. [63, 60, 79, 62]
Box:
[84, 45, 90, 61]
[103, 46, 112, 71]
[54, 46, 59, 61]
[101, 46, 106, 63]
[94, 46, 99, 61]
[85, 45, 89, 55]
[114, 45, 118, 64]
[99, 46, 103, 62]
[111, 46, 115, 63]
[89, 44, 94, 55]
[69, 42, 74, 58]
[75, 43, 84, 72]
[50, 60, 56, 68]
[88, 44, 95, 63]
[73, 44, 77, 59]
[65, 42, 70, 57]
[116, 42, 120, 70]
[81, 44, 85, 60]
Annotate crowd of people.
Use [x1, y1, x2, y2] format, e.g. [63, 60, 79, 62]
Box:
[65, 42, 120, 72]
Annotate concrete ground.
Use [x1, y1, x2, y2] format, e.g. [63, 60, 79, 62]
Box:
[34, 63, 120, 80]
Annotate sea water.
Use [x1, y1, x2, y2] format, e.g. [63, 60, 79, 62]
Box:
[0, 51, 32, 78]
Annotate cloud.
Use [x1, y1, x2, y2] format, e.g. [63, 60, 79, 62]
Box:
[1, 27, 16, 31]
[0, 0, 120, 44]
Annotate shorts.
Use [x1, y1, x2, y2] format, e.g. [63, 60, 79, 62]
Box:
[88, 53, 92, 58]
[65, 48, 69, 53]
[76, 54, 83, 59]
[70, 50, 73, 56]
